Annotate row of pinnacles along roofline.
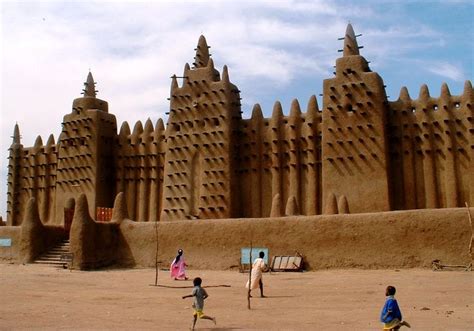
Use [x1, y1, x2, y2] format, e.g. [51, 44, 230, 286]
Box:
[5, 23, 473, 227]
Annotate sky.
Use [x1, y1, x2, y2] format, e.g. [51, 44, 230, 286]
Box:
[0, 0, 472, 218]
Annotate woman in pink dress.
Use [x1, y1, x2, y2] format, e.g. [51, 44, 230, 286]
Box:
[170, 249, 188, 280]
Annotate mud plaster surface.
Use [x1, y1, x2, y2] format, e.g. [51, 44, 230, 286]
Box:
[0, 264, 472, 330]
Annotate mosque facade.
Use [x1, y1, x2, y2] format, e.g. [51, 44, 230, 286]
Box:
[6, 24, 473, 226]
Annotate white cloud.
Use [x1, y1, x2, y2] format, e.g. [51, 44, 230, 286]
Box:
[427, 62, 465, 82]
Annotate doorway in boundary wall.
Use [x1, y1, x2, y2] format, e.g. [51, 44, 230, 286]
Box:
[64, 207, 74, 238]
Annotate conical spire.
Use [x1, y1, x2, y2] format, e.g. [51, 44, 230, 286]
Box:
[222, 65, 230, 84]
[171, 74, 178, 92]
[155, 118, 165, 131]
[337, 195, 349, 214]
[325, 193, 338, 214]
[270, 193, 282, 217]
[111, 192, 129, 222]
[398, 86, 411, 102]
[270, 101, 284, 128]
[440, 83, 451, 99]
[419, 84, 430, 100]
[285, 196, 299, 216]
[194, 35, 210, 68]
[144, 118, 154, 134]
[289, 99, 302, 119]
[207, 57, 215, 69]
[82, 71, 97, 98]
[46, 134, 55, 146]
[132, 121, 144, 136]
[12, 123, 21, 144]
[461, 80, 473, 104]
[153, 118, 165, 143]
[119, 121, 131, 136]
[307, 95, 319, 113]
[251, 104, 263, 119]
[183, 63, 190, 76]
[34, 135, 43, 148]
[343, 23, 360, 56]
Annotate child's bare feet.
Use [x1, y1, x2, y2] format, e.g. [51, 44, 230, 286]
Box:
[212, 317, 217, 325]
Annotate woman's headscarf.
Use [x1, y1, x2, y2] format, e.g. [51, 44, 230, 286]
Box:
[174, 249, 183, 263]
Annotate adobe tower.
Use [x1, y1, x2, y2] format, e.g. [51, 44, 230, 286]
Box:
[55, 72, 117, 223]
[322, 24, 391, 213]
[160, 36, 242, 221]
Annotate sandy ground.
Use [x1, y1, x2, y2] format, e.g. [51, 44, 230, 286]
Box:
[0, 264, 472, 330]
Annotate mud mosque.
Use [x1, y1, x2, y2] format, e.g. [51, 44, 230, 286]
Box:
[1, 24, 472, 270]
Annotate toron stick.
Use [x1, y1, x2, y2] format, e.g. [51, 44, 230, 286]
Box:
[154, 218, 159, 286]
[247, 239, 252, 310]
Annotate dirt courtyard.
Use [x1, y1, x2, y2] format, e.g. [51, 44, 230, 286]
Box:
[0, 264, 472, 330]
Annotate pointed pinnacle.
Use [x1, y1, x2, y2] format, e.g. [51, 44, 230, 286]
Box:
[34, 135, 43, 148]
[461, 80, 473, 104]
[343, 23, 360, 57]
[83, 71, 97, 97]
[183, 63, 190, 76]
[462, 80, 472, 97]
[270, 101, 284, 127]
[251, 104, 263, 119]
[289, 99, 302, 119]
[144, 118, 154, 134]
[222, 65, 230, 84]
[419, 84, 430, 100]
[398, 86, 411, 102]
[46, 134, 55, 146]
[132, 121, 144, 136]
[307, 95, 319, 113]
[119, 121, 131, 136]
[440, 83, 451, 98]
[171, 74, 178, 92]
[155, 118, 165, 131]
[194, 35, 210, 68]
[12, 123, 21, 144]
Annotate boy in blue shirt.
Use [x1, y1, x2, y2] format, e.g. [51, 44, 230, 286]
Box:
[183, 277, 216, 330]
[380, 285, 411, 330]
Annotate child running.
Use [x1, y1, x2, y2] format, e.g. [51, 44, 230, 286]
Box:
[380, 285, 411, 330]
[182, 277, 216, 330]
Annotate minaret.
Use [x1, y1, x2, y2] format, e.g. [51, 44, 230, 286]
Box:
[83, 72, 97, 97]
[194, 35, 210, 68]
[322, 23, 391, 213]
[55, 72, 117, 226]
[343, 23, 360, 57]
[6, 124, 23, 225]
[161, 36, 242, 221]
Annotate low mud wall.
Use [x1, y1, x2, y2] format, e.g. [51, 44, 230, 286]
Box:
[119, 208, 473, 270]
[0, 198, 66, 263]
[0, 226, 20, 262]
[70, 195, 121, 269]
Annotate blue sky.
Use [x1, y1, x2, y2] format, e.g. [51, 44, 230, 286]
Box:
[0, 0, 472, 218]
